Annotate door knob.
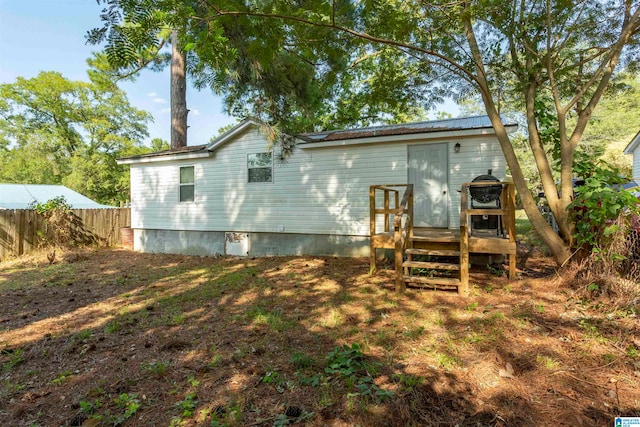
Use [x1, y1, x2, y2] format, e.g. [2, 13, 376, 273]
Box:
[443, 190, 447, 195]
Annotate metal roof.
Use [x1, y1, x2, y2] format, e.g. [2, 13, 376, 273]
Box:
[298, 115, 516, 143]
[0, 184, 113, 209]
[117, 144, 208, 161]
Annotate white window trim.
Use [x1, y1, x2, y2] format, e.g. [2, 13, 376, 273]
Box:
[247, 152, 274, 184]
[179, 165, 196, 203]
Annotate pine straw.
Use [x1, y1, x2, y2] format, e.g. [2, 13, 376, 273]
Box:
[560, 215, 640, 311]
[1, 248, 639, 427]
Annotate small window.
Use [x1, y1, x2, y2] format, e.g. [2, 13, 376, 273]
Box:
[179, 166, 195, 202]
[248, 152, 272, 183]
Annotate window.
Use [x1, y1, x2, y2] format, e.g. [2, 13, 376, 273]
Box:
[247, 152, 272, 183]
[179, 166, 195, 202]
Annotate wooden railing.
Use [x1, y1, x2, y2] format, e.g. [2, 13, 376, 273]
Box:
[393, 185, 414, 292]
[368, 184, 413, 292]
[460, 181, 517, 290]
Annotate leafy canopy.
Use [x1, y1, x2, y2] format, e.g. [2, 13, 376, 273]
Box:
[0, 59, 157, 204]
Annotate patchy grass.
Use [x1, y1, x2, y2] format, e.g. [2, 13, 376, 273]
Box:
[0, 248, 639, 426]
[515, 209, 549, 252]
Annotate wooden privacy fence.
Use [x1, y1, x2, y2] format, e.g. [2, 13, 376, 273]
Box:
[0, 208, 131, 261]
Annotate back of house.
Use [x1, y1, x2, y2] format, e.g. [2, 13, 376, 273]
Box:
[117, 116, 516, 257]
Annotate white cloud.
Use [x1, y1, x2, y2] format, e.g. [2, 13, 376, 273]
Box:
[147, 92, 157, 97]
[152, 97, 168, 104]
[160, 107, 171, 114]
[190, 108, 201, 116]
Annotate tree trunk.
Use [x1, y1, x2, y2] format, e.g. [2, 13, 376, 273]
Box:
[171, 30, 188, 150]
[461, 11, 572, 265]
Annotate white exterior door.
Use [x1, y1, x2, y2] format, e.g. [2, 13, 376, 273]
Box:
[408, 144, 449, 228]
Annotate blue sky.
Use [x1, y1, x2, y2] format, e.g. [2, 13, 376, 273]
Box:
[0, 0, 236, 146]
[0, 0, 459, 147]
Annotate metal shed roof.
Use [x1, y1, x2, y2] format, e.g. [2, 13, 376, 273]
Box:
[298, 115, 516, 143]
[0, 184, 113, 209]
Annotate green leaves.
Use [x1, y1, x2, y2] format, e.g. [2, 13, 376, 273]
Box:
[0, 67, 152, 204]
[568, 163, 640, 251]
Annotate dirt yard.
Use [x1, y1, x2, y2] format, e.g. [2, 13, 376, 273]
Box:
[0, 248, 638, 426]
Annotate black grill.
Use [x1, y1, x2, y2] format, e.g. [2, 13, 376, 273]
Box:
[469, 174, 502, 203]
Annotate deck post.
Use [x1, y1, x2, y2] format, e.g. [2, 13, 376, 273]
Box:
[369, 186, 376, 274]
[459, 184, 469, 296]
[383, 190, 390, 232]
[507, 183, 517, 280]
[408, 184, 414, 239]
[394, 223, 405, 293]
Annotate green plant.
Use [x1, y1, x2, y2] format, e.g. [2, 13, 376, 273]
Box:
[104, 320, 121, 334]
[51, 371, 73, 385]
[272, 414, 291, 427]
[536, 304, 545, 314]
[486, 264, 504, 277]
[290, 352, 316, 369]
[569, 163, 639, 251]
[298, 373, 322, 387]
[175, 392, 198, 417]
[262, 371, 281, 384]
[392, 373, 425, 391]
[324, 343, 393, 403]
[1, 379, 25, 397]
[325, 343, 364, 377]
[142, 360, 170, 376]
[113, 393, 141, 424]
[30, 196, 91, 248]
[402, 326, 425, 340]
[465, 302, 478, 311]
[2, 348, 25, 372]
[79, 399, 102, 414]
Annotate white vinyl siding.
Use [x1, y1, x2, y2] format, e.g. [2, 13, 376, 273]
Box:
[130, 127, 506, 235]
[445, 139, 506, 228]
[633, 146, 640, 181]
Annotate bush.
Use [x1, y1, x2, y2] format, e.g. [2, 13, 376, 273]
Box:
[568, 163, 639, 251]
[30, 196, 84, 248]
[564, 164, 640, 308]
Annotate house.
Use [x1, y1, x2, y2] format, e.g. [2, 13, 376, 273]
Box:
[0, 184, 112, 209]
[624, 130, 640, 182]
[117, 115, 517, 263]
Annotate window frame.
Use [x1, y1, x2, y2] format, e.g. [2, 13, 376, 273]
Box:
[247, 152, 273, 183]
[178, 165, 196, 203]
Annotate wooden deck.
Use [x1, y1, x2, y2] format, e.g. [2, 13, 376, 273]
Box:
[369, 182, 517, 296]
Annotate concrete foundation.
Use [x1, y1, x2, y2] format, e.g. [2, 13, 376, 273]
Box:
[134, 229, 369, 257]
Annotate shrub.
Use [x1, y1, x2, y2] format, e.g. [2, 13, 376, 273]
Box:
[30, 196, 96, 248]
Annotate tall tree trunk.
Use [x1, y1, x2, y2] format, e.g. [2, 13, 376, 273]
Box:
[462, 9, 572, 265]
[171, 30, 188, 149]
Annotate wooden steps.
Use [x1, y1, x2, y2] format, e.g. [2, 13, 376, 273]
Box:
[402, 236, 464, 293]
[402, 260, 460, 270]
[370, 181, 517, 296]
[403, 276, 461, 289]
[405, 248, 459, 257]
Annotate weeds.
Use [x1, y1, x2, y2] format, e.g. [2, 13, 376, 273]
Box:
[290, 352, 316, 369]
[50, 371, 74, 385]
[2, 348, 24, 372]
[324, 343, 393, 403]
[142, 360, 170, 376]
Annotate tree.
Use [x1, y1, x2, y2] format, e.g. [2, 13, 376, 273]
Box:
[193, 1, 640, 264]
[88, 1, 189, 149]
[0, 66, 152, 204]
[92, 1, 640, 263]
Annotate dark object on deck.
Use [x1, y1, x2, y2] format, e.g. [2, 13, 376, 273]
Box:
[470, 174, 502, 203]
[470, 173, 502, 232]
